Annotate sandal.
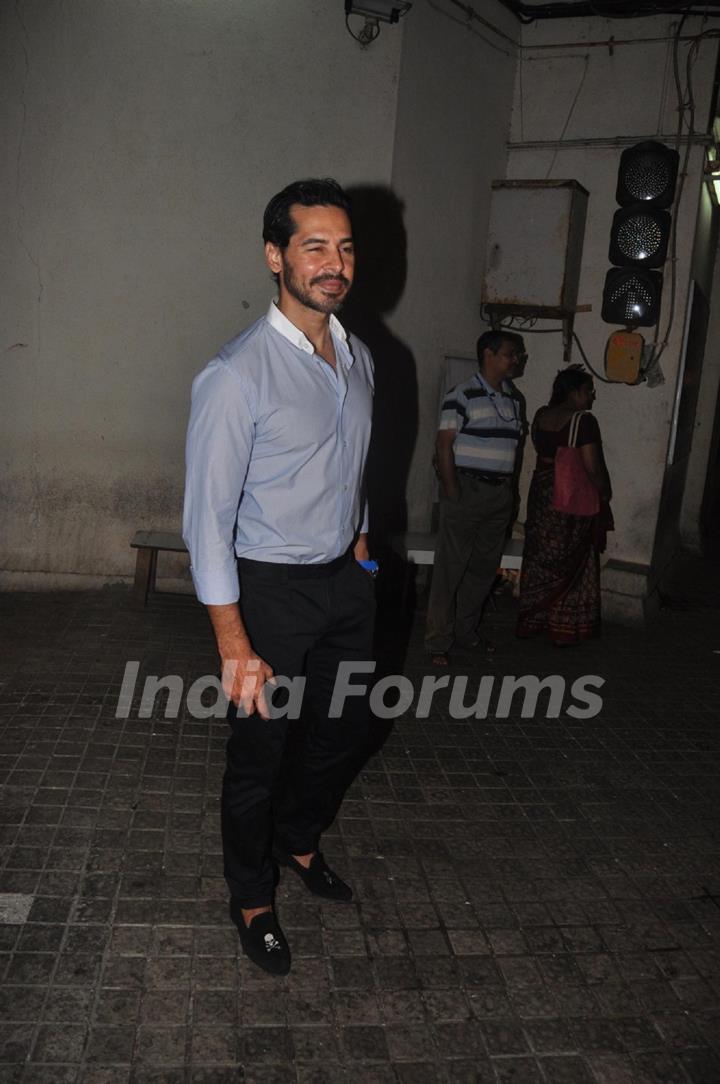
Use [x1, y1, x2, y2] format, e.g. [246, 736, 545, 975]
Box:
[430, 652, 450, 667]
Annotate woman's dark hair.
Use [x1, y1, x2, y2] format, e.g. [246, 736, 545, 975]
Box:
[262, 178, 351, 249]
[548, 364, 592, 406]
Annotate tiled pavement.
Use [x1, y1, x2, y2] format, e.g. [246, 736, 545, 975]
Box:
[1, 554, 720, 1084]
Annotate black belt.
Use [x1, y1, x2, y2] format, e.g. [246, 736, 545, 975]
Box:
[457, 469, 511, 486]
[238, 549, 352, 580]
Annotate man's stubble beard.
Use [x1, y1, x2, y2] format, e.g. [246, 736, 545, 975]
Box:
[280, 259, 350, 316]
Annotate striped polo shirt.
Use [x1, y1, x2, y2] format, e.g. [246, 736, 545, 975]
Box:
[439, 371, 521, 476]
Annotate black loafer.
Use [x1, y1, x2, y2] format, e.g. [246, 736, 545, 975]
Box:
[274, 847, 353, 902]
[230, 903, 291, 975]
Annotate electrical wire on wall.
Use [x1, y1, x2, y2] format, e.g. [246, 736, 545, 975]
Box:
[431, 2, 720, 382]
[345, 15, 380, 44]
[650, 21, 720, 368]
[656, 28, 675, 135]
[422, 0, 717, 64]
[425, 0, 517, 57]
[543, 54, 590, 178]
[499, 1, 720, 20]
[479, 307, 614, 384]
[511, 18, 720, 380]
[650, 16, 692, 368]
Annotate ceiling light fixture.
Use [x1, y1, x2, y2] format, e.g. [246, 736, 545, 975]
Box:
[345, 1, 412, 46]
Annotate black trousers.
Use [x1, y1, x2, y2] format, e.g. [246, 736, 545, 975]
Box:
[221, 552, 375, 908]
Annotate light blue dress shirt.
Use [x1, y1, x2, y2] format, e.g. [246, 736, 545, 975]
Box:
[183, 303, 374, 605]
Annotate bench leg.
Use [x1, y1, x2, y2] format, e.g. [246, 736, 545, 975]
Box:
[133, 548, 157, 609]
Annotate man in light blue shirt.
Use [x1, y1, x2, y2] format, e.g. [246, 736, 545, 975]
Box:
[183, 179, 375, 975]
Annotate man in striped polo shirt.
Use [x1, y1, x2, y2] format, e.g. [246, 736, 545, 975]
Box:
[425, 330, 525, 665]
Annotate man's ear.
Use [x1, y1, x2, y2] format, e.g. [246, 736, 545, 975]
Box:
[265, 241, 283, 276]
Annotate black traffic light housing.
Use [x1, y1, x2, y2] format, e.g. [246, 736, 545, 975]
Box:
[608, 206, 671, 269]
[616, 141, 679, 208]
[602, 140, 678, 329]
[601, 268, 663, 328]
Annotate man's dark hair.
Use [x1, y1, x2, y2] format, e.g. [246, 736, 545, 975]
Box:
[262, 178, 351, 250]
[476, 329, 518, 363]
[548, 364, 592, 406]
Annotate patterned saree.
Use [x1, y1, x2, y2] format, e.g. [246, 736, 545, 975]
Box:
[517, 467, 602, 643]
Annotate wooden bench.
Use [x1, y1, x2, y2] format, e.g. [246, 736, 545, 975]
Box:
[390, 531, 524, 611]
[130, 530, 188, 607]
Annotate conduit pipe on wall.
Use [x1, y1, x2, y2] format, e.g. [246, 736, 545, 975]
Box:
[508, 133, 711, 149]
[430, 0, 713, 54]
[523, 33, 710, 51]
[426, 0, 517, 56]
[497, 0, 720, 21]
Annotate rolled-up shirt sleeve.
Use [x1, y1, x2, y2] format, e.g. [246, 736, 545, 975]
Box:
[360, 499, 369, 535]
[182, 361, 253, 605]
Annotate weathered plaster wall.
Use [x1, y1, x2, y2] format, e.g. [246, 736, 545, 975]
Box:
[5, 2, 716, 605]
[387, 1, 519, 532]
[680, 196, 720, 551]
[651, 179, 718, 583]
[0, 0, 402, 587]
[505, 15, 718, 618]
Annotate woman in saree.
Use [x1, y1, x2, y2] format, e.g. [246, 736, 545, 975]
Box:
[517, 366, 612, 645]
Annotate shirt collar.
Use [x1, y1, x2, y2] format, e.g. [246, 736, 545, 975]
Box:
[474, 370, 513, 397]
[266, 301, 350, 359]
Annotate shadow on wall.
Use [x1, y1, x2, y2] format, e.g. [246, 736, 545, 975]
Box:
[341, 186, 417, 767]
[343, 185, 418, 556]
[509, 350, 529, 530]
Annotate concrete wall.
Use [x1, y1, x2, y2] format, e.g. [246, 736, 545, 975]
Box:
[680, 197, 720, 551]
[505, 15, 718, 620]
[652, 183, 718, 578]
[4, 2, 717, 607]
[1, 0, 402, 587]
[388, 0, 519, 531]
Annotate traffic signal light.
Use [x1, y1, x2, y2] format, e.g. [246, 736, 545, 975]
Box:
[602, 141, 679, 329]
[616, 141, 679, 208]
[601, 268, 663, 328]
[608, 206, 670, 268]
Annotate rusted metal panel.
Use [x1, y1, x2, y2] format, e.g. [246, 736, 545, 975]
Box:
[482, 180, 589, 313]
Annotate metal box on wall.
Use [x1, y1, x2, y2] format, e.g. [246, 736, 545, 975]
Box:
[482, 180, 589, 316]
